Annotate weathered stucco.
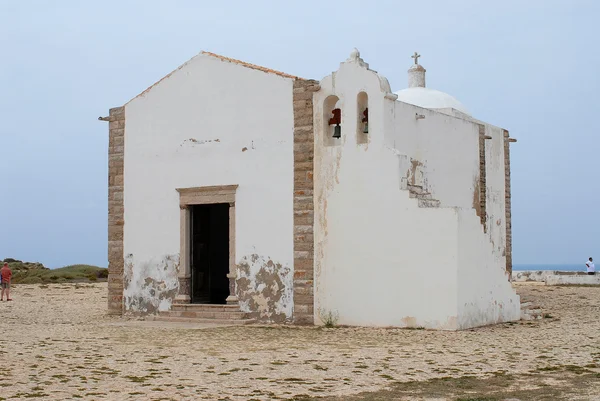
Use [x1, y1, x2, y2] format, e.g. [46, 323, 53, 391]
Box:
[123, 253, 180, 314]
[314, 55, 461, 329]
[313, 51, 519, 330]
[122, 52, 295, 316]
[236, 254, 293, 322]
[512, 270, 596, 284]
[113, 48, 517, 329]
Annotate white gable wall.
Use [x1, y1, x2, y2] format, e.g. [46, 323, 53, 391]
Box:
[314, 58, 519, 329]
[313, 61, 460, 329]
[122, 54, 295, 316]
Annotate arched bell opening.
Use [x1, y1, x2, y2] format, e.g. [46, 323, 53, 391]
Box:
[357, 92, 369, 145]
[323, 95, 341, 147]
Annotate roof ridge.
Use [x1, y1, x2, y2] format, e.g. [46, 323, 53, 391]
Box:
[201, 51, 301, 80]
[125, 50, 304, 105]
[125, 52, 203, 105]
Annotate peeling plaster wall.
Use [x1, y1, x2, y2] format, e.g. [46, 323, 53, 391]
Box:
[483, 125, 508, 264]
[123, 54, 295, 315]
[123, 253, 180, 313]
[390, 101, 481, 208]
[236, 254, 293, 322]
[314, 60, 459, 329]
[456, 125, 520, 328]
[314, 57, 518, 329]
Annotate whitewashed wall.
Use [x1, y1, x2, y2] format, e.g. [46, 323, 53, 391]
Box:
[314, 58, 460, 329]
[389, 102, 480, 209]
[123, 54, 295, 318]
[456, 125, 520, 328]
[314, 55, 519, 329]
[456, 209, 520, 328]
[484, 124, 508, 262]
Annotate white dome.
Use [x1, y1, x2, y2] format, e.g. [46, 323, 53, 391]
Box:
[395, 87, 471, 116]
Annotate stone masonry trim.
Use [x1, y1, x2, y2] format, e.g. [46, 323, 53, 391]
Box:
[107, 106, 125, 315]
[504, 130, 513, 276]
[478, 125, 487, 232]
[292, 79, 319, 324]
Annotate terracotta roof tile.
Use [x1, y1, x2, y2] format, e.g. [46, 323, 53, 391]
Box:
[201, 51, 301, 79]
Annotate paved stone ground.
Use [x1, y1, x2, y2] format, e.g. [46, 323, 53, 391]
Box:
[0, 283, 599, 400]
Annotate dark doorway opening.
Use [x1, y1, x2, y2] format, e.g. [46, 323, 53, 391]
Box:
[190, 203, 230, 304]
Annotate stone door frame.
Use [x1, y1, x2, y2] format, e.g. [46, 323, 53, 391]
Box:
[175, 185, 238, 305]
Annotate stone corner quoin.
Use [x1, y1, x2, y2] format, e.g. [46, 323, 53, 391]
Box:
[292, 79, 319, 324]
[107, 106, 125, 315]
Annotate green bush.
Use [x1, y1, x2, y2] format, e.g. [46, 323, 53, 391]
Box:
[20, 276, 43, 284]
[10, 263, 108, 284]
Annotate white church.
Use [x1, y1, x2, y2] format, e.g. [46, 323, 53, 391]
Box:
[102, 49, 521, 330]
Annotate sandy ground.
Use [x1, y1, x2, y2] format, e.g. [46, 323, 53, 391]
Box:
[1, 283, 599, 400]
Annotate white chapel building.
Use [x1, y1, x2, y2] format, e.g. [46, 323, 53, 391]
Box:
[102, 49, 520, 330]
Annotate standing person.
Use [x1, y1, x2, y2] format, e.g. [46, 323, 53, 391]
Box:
[0, 262, 11, 301]
[586, 257, 595, 276]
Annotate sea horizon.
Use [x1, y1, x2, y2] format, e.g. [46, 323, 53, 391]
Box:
[513, 263, 586, 272]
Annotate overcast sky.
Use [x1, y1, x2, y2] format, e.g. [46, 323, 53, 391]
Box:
[1, 0, 598, 268]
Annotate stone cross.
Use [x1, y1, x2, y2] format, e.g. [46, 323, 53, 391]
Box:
[412, 52, 421, 65]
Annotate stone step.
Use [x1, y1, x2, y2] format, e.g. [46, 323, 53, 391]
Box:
[148, 315, 256, 325]
[171, 304, 240, 311]
[162, 310, 249, 320]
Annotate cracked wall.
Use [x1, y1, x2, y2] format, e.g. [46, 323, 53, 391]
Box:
[123, 253, 180, 314]
[236, 254, 292, 322]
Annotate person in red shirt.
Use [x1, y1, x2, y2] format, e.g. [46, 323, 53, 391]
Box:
[1, 262, 12, 301]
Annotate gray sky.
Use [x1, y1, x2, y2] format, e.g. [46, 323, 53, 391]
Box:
[1, 0, 598, 268]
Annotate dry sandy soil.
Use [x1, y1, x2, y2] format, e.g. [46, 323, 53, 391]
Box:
[1, 283, 599, 400]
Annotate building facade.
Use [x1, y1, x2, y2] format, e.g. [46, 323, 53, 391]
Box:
[103, 49, 520, 330]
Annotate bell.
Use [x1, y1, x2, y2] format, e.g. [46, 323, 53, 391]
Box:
[332, 124, 341, 138]
[363, 122, 369, 134]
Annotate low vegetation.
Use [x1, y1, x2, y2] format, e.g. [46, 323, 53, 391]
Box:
[296, 367, 600, 400]
[3, 258, 108, 284]
[317, 308, 340, 328]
